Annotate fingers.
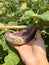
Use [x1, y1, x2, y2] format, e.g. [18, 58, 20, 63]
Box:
[36, 30, 42, 40]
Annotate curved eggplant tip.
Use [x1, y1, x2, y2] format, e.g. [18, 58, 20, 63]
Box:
[5, 32, 16, 44]
[5, 32, 25, 45]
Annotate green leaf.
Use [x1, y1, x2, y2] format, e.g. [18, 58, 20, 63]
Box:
[0, 2, 3, 14]
[0, 36, 8, 50]
[4, 53, 20, 65]
[0, 10, 2, 14]
[8, 21, 18, 26]
[24, 10, 49, 21]
[24, 10, 37, 19]
[38, 11, 49, 21]
[2, 63, 6, 65]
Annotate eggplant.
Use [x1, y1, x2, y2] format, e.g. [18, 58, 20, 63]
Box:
[5, 25, 38, 45]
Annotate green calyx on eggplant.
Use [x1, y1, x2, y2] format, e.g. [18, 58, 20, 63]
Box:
[5, 25, 38, 45]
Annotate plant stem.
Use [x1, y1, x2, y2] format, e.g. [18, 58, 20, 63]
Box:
[0, 26, 27, 29]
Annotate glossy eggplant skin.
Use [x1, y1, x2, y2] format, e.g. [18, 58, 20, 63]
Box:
[5, 25, 38, 45]
[25, 26, 38, 42]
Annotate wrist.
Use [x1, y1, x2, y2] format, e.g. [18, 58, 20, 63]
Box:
[38, 56, 49, 65]
[25, 56, 49, 65]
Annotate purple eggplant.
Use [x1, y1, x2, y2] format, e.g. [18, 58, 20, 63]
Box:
[5, 25, 38, 45]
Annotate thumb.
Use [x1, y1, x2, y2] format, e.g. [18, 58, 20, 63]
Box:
[36, 30, 42, 40]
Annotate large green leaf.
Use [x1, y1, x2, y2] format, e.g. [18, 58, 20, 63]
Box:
[24, 10, 49, 21]
[38, 11, 49, 21]
[4, 53, 20, 65]
[2, 63, 6, 65]
[24, 10, 37, 19]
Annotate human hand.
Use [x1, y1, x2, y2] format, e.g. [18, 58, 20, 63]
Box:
[5, 30, 49, 65]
